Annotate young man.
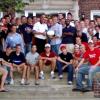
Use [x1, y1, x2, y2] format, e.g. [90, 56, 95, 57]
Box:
[39, 43, 56, 79]
[57, 44, 74, 85]
[10, 44, 27, 85]
[72, 40, 100, 92]
[26, 45, 39, 85]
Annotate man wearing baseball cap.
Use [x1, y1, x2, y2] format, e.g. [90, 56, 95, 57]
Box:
[39, 43, 57, 79]
[57, 44, 74, 85]
[73, 39, 100, 92]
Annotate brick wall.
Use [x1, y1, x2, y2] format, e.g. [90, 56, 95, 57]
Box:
[79, 0, 100, 19]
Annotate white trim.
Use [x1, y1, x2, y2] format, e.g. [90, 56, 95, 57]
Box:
[90, 10, 100, 20]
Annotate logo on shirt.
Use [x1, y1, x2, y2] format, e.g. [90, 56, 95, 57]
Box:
[89, 54, 96, 58]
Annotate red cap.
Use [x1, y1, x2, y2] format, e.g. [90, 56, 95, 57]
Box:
[60, 44, 66, 50]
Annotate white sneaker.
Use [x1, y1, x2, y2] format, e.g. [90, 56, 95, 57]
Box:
[50, 71, 55, 79]
[68, 81, 72, 85]
[21, 79, 25, 85]
[59, 75, 63, 79]
[10, 79, 14, 85]
[40, 73, 45, 80]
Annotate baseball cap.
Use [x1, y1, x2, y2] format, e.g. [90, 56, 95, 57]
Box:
[45, 43, 51, 48]
[60, 44, 66, 50]
[88, 39, 93, 44]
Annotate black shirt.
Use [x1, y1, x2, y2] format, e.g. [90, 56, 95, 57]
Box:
[62, 26, 77, 44]
[59, 52, 73, 62]
[2, 52, 11, 62]
[10, 51, 26, 65]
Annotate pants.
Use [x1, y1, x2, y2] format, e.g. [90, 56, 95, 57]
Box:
[57, 61, 74, 81]
[76, 65, 100, 89]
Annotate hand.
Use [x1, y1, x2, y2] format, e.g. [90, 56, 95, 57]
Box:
[62, 64, 67, 70]
[75, 67, 79, 72]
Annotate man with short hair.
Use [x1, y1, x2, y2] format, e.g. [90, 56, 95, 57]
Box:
[57, 44, 74, 85]
[72, 40, 100, 92]
[39, 43, 56, 79]
[10, 44, 27, 85]
[26, 45, 39, 85]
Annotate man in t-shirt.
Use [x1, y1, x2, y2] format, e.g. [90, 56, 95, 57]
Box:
[10, 44, 27, 85]
[72, 40, 100, 92]
[39, 43, 56, 79]
[57, 44, 74, 85]
[26, 45, 39, 85]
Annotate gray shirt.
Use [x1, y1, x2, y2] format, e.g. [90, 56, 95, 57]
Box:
[26, 52, 39, 65]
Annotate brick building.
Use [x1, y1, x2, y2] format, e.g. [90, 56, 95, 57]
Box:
[79, 0, 100, 19]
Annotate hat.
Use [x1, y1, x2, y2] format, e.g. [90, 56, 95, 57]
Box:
[45, 43, 51, 48]
[60, 44, 66, 50]
[88, 39, 93, 43]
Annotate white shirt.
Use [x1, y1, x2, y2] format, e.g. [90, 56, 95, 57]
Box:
[33, 22, 48, 40]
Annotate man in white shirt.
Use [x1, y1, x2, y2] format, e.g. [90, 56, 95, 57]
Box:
[33, 14, 48, 53]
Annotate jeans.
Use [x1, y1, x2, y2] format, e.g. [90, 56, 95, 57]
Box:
[57, 61, 74, 81]
[76, 65, 100, 89]
[24, 42, 32, 54]
[51, 44, 60, 55]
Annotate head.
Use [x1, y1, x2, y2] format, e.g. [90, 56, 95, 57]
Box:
[76, 37, 82, 45]
[15, 44, 21, 53]
[6, 45, 12, 54]
[31, 45, 37, 53]
[21, 16, 27, 24]
[60, 45, 67, 54]
[67, 12, 73, 21]
[89, 20, 95, 28]
[27, 17, 33, 24]
[11, 24, 17, 33]
[88, 40, 94, 50]
[40, 14, 46, 24]
[58, 13, 64, 20]
[16, 17, 21, 25]
[45, 44, 51, 53]
[52, 16, 58, 24]
[92, 36, 98, 43]
[47, 18, 53, 27]
[84, 18, 90, 26]
[74, 44, 80, 53]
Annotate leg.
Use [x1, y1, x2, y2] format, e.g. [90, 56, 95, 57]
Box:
[0, 67, 8, 90]
[66, 64, 74, 82]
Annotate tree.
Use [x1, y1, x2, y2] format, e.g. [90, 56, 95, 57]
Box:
[0, 0, 34, 16]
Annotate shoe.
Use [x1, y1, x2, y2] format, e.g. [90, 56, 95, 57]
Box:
[39, 73, 45, 80]
[10, 79, 14, 85]
[50, 71, 55, 79]
[20, 79, 25, 85]
[72, 88, 83, 92]
[68, 81, 72, 85]
[35, 81, 40, 85]
[82, 88, 93, 92]
[59, 75, 63, 79]
[25, 81, 30, 85]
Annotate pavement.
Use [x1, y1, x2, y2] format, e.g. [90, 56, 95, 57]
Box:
[0, 69, 99, 100]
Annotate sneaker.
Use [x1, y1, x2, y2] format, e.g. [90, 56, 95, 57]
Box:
[72, 88, 83, 92]
[39, 73, 45, 80]
[20, 79, 25, 85]
[82, 87, 93, 92]
[68, 81, 72, 85]
[59, 75, 63, 79]
[10, 79, 14, 85]
[50, 72, 55, 79]
[35, 81, 40, 85]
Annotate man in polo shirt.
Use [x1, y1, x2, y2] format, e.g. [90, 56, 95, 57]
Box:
[72, 39, 100, 92]
[39, 43, 56, 79]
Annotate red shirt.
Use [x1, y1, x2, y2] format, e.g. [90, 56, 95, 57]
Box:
[83, 48, 100, 66]
[40, 51, 56, 65]
[82, 42, 89, 50]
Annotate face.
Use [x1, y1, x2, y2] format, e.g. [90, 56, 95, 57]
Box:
[52, 17, 58, 24]
[27, 18, 33, 24]
[67, 14, 72, 21]
[21, 17, 27, 24]
[11, 26, 16, 33]
[76, 37, 82, 45]
[61, 48, 67, 54]
[80, 45, 86, 53]
[88, 43, 94, 50]
[40, 15, 46, 23]
[6, 47, 12, 54]
[45, 47, 51, 53]
[31, 46, 37, 52]
[16, 46, 21, 53]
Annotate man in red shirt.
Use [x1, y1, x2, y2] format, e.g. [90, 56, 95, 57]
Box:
[39, 43, 57, 79]
[72, 39, 100, 92]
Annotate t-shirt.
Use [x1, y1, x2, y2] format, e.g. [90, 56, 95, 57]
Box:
[19, 23, 33, 43]
[26, 52, 39, 64]
[2, 52, 11, 62]
[83, 48, 100, 66]
[10, 51, 26, 65]
[59, 52, 73, 62]
[40, 51, 56, 65]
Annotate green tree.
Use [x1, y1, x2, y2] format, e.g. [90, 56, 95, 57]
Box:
[0, 0, 34, 15]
